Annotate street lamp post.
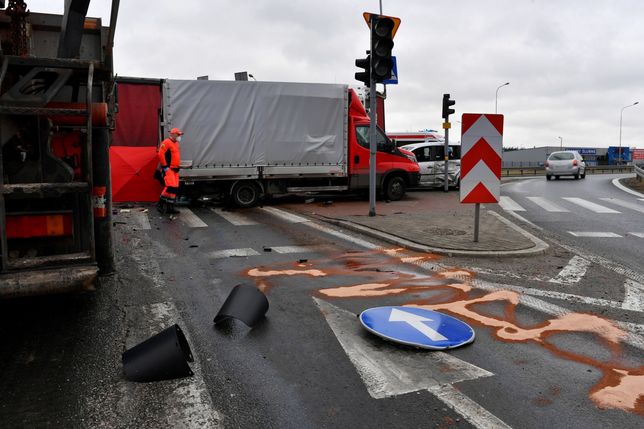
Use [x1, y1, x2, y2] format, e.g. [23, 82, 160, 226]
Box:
[495, 82, 510, 114]
[558, 136, 562, 149]
[619, 101, 639, 164]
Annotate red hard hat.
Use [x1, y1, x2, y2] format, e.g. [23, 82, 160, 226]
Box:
[170, 127, 184, 135]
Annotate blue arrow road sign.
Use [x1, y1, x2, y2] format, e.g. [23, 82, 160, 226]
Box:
[383, 56, 398, 85]
[359, 306, 475, 350]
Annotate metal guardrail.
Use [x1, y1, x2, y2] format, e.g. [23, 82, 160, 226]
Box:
[634, 163, 644, 182]
[501, 165, 634, 177]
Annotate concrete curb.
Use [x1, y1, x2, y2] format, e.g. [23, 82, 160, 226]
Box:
[312, 211, 549, 258]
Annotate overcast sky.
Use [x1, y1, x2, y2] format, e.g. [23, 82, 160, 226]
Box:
[27, 0, 643, 149]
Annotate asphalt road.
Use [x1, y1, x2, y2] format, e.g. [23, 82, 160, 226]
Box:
[0, 195, 642, 428]
[498, 173, 644, 270]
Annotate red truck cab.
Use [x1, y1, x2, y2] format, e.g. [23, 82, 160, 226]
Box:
[346, 90, 420, 200]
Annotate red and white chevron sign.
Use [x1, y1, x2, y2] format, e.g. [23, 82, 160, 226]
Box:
[460, 114, 504, 203]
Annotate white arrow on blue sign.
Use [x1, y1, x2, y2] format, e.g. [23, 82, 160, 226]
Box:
[359, 306, 475, 350]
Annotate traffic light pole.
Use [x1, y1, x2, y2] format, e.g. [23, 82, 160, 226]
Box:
[369, 78, 377, 217]
[443, 124, 449, 192]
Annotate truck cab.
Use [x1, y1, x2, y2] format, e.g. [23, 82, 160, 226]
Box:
[347, 91, 420, 200]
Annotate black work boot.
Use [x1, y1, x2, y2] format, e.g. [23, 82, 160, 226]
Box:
[166, 202, 180, 214]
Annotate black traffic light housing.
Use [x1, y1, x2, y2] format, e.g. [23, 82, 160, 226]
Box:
[370, 15, 395, 83]
[442, 93, 456, 121]
[355, 54, 371, 87]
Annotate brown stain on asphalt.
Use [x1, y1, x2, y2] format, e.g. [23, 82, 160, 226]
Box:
[240, 246, 643, 415]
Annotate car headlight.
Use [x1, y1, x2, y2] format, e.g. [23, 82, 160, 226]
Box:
[405, 153, 417, 163]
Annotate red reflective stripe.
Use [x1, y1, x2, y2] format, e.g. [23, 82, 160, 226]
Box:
[6, 214, 73, 238]
[93, 186, 107, 218]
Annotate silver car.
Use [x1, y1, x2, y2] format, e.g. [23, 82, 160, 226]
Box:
[545, 150, 586, 180]
[400, 142, 461, 188]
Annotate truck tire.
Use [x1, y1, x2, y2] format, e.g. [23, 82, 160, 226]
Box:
[231, 181, 261, 208]
[384, 176, 406, 201]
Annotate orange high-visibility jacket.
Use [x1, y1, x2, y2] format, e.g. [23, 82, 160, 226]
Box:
[158, 138, 180, 168]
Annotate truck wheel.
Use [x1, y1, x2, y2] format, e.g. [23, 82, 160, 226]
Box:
[384, 176, 406, 201]
[231, 181, 260, 208]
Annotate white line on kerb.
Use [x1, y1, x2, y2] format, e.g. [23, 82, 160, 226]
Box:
[628, 232, 644, 238]
[612, 178, 644, 198]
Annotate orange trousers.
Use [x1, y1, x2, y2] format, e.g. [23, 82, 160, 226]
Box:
[160, 169, 179, 201]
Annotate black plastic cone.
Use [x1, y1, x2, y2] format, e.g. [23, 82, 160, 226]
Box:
[214, 284, 269, 327]
[122, 324, 194, 382]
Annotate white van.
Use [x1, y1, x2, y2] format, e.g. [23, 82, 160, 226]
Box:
[400, 141, 461, 188]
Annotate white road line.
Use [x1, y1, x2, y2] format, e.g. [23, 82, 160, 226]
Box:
[567, 232, 622, 238]
[628, 232, 644, 238]
[555, 241, 644, 285]
[475, 280, 644, 351]
[177, 208, 208, 228]
[314, 297, 508, 429]
[622, 279, 644, 312]
[562, 197, 621, 213]
[526, 196, 569, 212]
[271, 245, 323, 254]
[548, 255, 591, 285]
[499, 196, 526, 211]
[129, 210, 152, 230]
[211, 208, 258, 226]
[428, 385, 512, 429]
[598, 197, 644, 214]
[209, 248, 260, 258]
[494, 283, 624, 310]
[639, 198, 644, 202]
[260, 206, 310, 223]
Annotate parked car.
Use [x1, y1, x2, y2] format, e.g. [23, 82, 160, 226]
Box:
[545, 150, 586, 180]
[400, 142, 461, 188]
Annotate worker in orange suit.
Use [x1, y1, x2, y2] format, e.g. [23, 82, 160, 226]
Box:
[157, 127, 183, 214]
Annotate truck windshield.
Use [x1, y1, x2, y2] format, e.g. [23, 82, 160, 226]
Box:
[355, 126, 394, 152]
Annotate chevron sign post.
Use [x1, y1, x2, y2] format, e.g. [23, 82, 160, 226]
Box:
[460, 113, 504, 241]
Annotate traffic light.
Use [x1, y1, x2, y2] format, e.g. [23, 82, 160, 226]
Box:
[355, 54, 371, 87]
[442, 93, 455, 121]
[370, 15, 395, 82]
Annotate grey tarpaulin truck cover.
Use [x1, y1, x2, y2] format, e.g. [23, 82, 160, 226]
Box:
[163, 80, 349, 179]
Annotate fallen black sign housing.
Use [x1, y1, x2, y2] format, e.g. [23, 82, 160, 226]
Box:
[214, 284, 269, 327]
[122, 324, 194, 382]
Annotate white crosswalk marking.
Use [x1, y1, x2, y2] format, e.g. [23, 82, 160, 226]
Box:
[177, 208, 208, 228]
[628, 232, 644, 238]
[526, 197, 569, 212]
[598, 197, 644, 214]
[209, 248, 260, 258]
[260, 206, 310, 223]
[271, 245, 323, 254]
[499, 196, 526, 211]
[562, 197, 621, 213]
[548, 255, 591, 284]
[129, 210, 152, 230]
[568, 232, 622, 238]
[211, 208, 258, 226]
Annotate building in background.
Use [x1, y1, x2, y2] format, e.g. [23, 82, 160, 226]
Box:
[502, 146, 639, 167]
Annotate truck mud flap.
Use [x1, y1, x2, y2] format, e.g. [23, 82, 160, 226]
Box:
[0, 265, 98, 298]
